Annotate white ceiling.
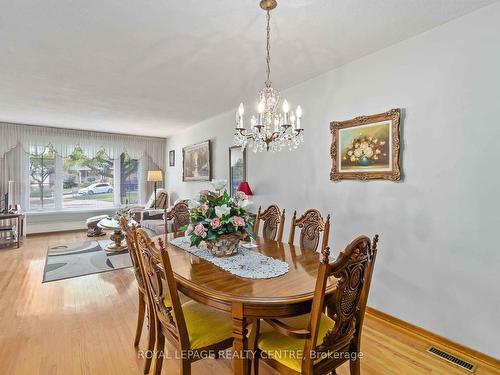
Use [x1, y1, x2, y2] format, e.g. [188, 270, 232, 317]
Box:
[0, 0, 496, 137]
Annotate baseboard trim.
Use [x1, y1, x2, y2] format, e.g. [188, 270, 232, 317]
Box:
[27, 222, 87, 234]
[366, 307, 500, 368]
[26, 228, 88, 236]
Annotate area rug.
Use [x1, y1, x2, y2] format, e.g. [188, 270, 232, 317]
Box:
[42, 240, 132, 282]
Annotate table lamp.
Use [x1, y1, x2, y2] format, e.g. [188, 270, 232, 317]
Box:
[147, 170, 163, 209]
[237, 181, 253, 196]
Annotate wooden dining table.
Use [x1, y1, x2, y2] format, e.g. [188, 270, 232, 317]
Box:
[154, 233, 338, 375]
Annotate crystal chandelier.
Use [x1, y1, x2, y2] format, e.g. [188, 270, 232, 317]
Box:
[233, 0, 304, 153]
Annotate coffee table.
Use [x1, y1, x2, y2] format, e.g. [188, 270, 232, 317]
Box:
[97, 217, 127, 252]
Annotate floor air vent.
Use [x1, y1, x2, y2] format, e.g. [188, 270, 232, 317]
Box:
[426, 346, 476, 373]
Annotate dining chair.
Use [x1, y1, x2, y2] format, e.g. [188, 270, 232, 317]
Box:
[288, 209, 330, 252]
[250, 235, 379, 375]
[135, 228, 234, 375]
[253, 204, 286, 242]
[119, 216, 156, 374]
[164, 200, 190, 233]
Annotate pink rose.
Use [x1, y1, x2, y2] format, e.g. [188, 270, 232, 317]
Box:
[211, 217, 221, 229]
[235, 191, 247, 201]
[233, 216, 245, 228]
[186, 224, 194, 235]
[193, 223, 207, 238]
[199, 190, 210, 196]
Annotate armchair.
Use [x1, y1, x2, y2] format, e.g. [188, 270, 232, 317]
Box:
[127, 189, 168, 222]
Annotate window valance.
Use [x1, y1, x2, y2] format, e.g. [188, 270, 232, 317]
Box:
[0, 122, 165, 167]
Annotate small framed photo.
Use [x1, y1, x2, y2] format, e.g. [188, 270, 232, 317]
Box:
[169, 150, 175, 167]
[330, 109, 401, 181]
[182, 140, 211, 182]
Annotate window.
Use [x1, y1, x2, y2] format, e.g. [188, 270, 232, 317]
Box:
[229, 146, 246, 197]
[27, 147, 162, 213]
[62, 149, 114, 210]
[120, 153, 139, 205]
[29, 148, 56, 211]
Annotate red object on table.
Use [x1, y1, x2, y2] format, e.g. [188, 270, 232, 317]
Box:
[237, 181, 253, 196]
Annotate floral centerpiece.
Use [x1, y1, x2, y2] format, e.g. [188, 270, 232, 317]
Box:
[182, 188, 254, 257]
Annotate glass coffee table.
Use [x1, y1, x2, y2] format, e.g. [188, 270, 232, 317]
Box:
[97, 217, 128, 252]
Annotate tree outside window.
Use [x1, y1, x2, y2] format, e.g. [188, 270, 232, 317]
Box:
[29, 148, 56, 211]
[120, 153, 139, 205]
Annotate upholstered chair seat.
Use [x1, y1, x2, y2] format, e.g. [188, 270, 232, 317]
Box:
[180, 300, 233, 349]
[257, 313, 335, 373]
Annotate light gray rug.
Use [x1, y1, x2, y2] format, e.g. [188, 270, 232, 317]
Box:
[42, 240, 132, 282]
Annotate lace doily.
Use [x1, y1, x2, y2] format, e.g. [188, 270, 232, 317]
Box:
[169, 236, 289, 279]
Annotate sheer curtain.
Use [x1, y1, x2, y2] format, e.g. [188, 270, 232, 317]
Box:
[0, 144, 29, 237]
[0, 144, 29, 210]
[0, 122, 165, 168]
[138, 154, 164, 205]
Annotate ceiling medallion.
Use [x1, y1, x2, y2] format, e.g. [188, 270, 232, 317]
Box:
[233, 0, 304, 152]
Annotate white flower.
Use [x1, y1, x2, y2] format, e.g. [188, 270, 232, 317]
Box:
[211, 179, 227, 191]
[215, 204, 231, 218]
[236, 198, 250, 208]
[188, 199, 200, 209]
[354, 149, 362, 158]
[364, 147, 374, 157]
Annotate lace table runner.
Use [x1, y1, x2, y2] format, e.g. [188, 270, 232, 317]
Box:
[169, 236, 289, 279]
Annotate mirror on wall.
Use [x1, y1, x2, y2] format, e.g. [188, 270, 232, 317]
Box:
[229, 146, 246, 197]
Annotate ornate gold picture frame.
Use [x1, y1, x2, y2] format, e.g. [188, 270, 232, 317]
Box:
[182, 140, 212, 182]
[330, 109, 401, 181]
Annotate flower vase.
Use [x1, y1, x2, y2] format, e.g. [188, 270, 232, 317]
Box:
[205, 233, 243, 257]
[358, 156, 371, 166]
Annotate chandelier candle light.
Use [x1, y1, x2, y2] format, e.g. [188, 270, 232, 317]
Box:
[233, 0, 304, 152]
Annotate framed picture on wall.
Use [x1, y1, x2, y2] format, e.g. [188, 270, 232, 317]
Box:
[229, 146, 246, 196]
[183, 140, 211, 181]
[330, 108, 401, 181]
[169, 150, 175, 167]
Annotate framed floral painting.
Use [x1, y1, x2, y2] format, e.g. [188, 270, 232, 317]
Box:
[330, 109, 401, 181]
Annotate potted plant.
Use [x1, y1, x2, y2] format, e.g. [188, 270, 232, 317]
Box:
[182, 189, 254, 257]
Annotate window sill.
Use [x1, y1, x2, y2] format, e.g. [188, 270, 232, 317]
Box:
[27, 207, 117, 216]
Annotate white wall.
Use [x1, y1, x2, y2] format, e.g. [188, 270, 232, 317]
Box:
[27, 209, 115, 234]
[166, 3, 500, 357]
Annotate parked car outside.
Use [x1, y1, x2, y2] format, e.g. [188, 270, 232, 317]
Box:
[78, 183, 113, 195]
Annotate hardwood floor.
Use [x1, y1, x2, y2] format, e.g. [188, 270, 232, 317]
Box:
[0, 230, 498, 375]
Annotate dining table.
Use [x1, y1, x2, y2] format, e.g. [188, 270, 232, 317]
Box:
[154, 233, 338, 375]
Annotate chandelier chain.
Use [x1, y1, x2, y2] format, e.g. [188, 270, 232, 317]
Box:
[265, 10, 271, 87]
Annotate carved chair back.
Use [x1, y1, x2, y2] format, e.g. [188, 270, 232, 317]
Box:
[135, 228, 190, 350]
[119, 216, 146, 293]
[253, 204, 285, 242]
[302, 235, 379, 373]
[288, 209, 330, 251]
[165, 201, 190, 233]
